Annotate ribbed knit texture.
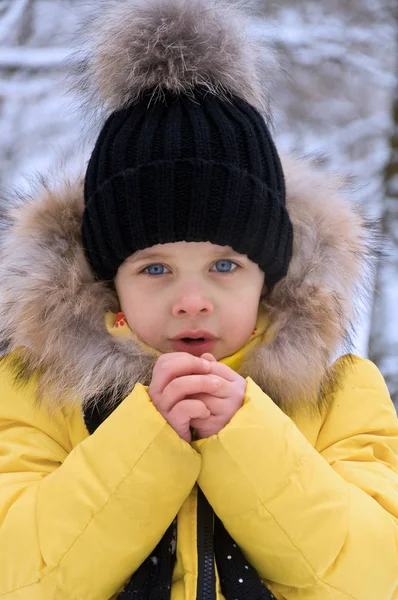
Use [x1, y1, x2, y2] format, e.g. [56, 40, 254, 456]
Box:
[83, 88, 293, 286]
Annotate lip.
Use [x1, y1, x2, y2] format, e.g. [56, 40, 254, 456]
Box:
[171, 330, 216, 341]
[170, 330, 217, 357]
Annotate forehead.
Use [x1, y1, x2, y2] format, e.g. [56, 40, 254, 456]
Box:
[128, 241, 244, 262]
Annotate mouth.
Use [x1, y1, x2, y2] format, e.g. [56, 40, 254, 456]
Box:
[170, 330, 217, 356]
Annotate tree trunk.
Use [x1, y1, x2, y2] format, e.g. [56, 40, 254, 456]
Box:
[369, 90, 398, 408]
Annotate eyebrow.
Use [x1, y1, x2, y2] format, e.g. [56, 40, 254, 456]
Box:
[128, 249, 172, 262]
[128, 246, 243, 262]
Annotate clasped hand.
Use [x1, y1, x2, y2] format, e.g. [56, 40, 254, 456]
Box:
[148, 352, 246, 441]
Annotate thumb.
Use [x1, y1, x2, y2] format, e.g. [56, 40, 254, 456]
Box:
[201, 352, 217, 363]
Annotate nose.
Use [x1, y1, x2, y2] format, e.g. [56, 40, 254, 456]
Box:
[172, 287, 214, 317]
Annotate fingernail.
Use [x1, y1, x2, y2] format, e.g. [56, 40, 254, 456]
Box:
[202, 359, 210, 369]
[211, 377, 220, 386]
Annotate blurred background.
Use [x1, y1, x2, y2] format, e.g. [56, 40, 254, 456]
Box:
[0, 0, 397, 407]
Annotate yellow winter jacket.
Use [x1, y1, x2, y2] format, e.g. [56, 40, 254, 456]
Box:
[0, 343, 397, 599]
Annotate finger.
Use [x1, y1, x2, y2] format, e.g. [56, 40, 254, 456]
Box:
[163, 374, 227, 412]
[190, 416, 220, 430]
[190, 393, 226, 415]
[207, 360, 238, 382]
[169, 399, 210, 421]
[200, 354, 238, 382]
[151, 353, 211, 395]
[168, 399, 210, 441]
[201, 353, 217, 363]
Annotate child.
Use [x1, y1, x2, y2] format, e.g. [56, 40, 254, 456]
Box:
[0, 1, 397, 599]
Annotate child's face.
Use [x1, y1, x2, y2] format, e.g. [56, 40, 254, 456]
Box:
[115, 241, 264, 360]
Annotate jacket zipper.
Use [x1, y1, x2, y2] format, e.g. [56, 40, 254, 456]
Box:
[196, 487, 216, 600]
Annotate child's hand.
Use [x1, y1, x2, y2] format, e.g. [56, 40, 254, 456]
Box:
[148, 352, 219, 442]
[190, 353, 246, 439]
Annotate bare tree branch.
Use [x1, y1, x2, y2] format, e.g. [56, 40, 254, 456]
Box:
[0, 48, 71, 69]
[0, 0, 33, 44]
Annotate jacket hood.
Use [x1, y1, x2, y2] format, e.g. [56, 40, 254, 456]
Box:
[0, 156, 375, 414]
[0, 0, 376, 413]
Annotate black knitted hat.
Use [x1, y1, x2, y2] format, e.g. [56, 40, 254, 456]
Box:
[82, 88, 293, 287]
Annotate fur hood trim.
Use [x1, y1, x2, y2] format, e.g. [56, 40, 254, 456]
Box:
[72, 0, 277, 118]
[0, 156, 375, 414]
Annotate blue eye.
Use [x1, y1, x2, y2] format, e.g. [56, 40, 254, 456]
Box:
[143, 264, 169, 276]
[211, 260, 238, 273]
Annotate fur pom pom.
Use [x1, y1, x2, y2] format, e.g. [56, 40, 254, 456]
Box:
[72, 0, 278, 117]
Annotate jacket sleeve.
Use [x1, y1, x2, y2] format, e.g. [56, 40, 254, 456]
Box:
[0, 357, 200, 600]
[193, 356, 398, 600]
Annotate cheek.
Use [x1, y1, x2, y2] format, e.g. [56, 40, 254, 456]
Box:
[226, 293, 259, 333]
[116, 285, 141, 323]
[237, 284, 262, 325]
[122, 294, 149, 323]
[120, 292, 162, 343]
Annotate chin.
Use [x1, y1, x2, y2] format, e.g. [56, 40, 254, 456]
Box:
[212, 346, 228, 360]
